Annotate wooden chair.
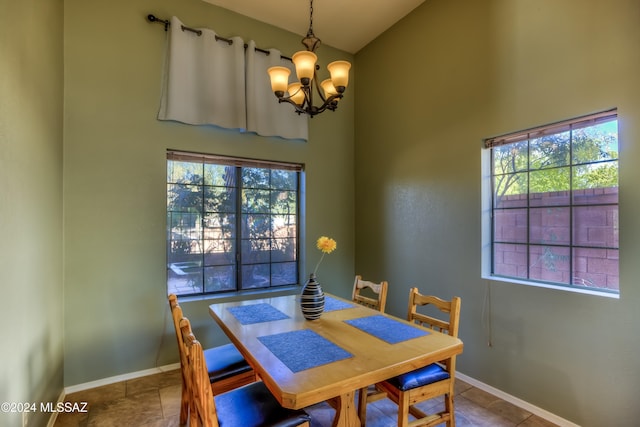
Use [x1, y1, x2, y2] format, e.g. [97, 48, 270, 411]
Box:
[183, 328, 311, 427]
[353, 275, 389, 425]
[352, 275, 388, 312]
[168, 294, 256, 424]
[369, 288, 462, 427]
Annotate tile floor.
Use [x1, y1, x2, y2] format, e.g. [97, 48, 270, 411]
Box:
[53, 369, 559, 427]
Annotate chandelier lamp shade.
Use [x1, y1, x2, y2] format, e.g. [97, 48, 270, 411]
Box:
[267, 0, 351, 117]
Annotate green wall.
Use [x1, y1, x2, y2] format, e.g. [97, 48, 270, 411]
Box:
[8, 0, 638, 425]
[0, 0, 64, 426]
[63, 0, 355, 387]
[354, 0, 640, 425]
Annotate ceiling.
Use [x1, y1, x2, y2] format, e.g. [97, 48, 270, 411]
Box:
[201, 0, 426, 54]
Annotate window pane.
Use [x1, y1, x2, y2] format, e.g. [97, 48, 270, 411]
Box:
[242, 264, 270, 289]
[204, 265, 235, 293]
[572, 120, 618, 164]
[273, 215, 297, 240]
[494, 173, 528, 208]
[168, 262, 203, 295]
[493, 243, 528, 278]
[204, 187, 236, 213]
[203, 237, 235, 265]
[573, 206, 619, 248]
[242, 214, 271, 239]
[203, 213, 236, 239]
[242, 168, 270, 189]
[271, 190, 297, 214]
[530, 132, 570, 169]
[493, 141, 528, 174]
[572, 162, 618, 197]
[271, 169, 297, 190]
[168, 238, 201, 258]
[529, 207, 570, 245]
[168, 161, 203, 184]
[272, 238, 296, 262]
[529, 246, 570, 285]
[242, 238, 270, 264]
[272, 262, 297, 286]
[169, 217, 201, 241]
[204, 164, 235, 186]
[168, 184, 203, 213]
[169, 211, 200, 235]
[573, 248, 618, 291]
[243, 189, 271, 214]
[494, 209, 527, 243]
[529, 168, 570, 206]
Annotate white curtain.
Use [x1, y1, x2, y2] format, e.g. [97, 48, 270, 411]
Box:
[245, 41, 308, 141]
[158, 16, 246, 130]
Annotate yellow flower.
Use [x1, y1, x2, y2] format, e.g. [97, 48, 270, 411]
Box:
[316, 236, 337, 254]
[313, 236, 337, 275]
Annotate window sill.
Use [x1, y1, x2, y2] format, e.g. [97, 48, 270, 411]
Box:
[175, 285, 303, 304]
[481, 275, 620, 299]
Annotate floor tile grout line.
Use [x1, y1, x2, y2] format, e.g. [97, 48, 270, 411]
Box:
[55, 371, 559, 427]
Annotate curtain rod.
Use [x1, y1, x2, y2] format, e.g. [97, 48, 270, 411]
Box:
[147, 14, 292, 62]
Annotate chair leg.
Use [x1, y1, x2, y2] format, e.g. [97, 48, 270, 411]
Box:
[179, 381, 189, 425]
[445, 392, 455, 427]
[397, 392, 411, 427]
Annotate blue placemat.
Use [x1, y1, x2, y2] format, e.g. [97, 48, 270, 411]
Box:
[227, 303, 290, 325]
[257, 329, 353, 373]
[344, 315, 430, 344]
[323, 296, 357, 312]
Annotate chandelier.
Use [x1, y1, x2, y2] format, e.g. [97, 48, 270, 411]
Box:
[267, 0, 351, 117]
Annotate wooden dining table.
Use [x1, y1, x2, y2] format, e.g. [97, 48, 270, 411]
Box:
[209, 293, 463, 427]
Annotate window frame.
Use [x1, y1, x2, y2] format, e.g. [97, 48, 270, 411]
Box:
[166, 150, 304, 297]
[481, 110, 620, 298]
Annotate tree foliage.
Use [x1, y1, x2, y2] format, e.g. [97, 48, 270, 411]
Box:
[493, 122, 618, 204]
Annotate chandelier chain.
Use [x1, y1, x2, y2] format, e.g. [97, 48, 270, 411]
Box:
[307, 0, 314, 37]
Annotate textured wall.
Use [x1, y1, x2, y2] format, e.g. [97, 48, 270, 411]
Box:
[63, 0, 355, 386]
[354, 0, 640, 425]
[0, 0, 64, 426]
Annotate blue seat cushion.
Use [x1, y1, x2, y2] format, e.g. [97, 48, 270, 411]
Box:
[204, 343, 252, 382]
[386, 363, 450, 391]
[215, 381, 311, 427]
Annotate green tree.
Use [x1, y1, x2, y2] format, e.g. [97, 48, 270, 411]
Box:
[493, 122, 618, 205]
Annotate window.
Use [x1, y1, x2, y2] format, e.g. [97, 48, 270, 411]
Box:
[483, 110, 619, 295]
[167, 151, 302, 296]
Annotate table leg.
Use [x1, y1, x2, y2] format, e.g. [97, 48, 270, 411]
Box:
[330, 391, 360, 427]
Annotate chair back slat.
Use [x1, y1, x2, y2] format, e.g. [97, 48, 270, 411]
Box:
[407, 288, 461, 338]
[411, 312, 451, 334]
[352, 275, 389, 312]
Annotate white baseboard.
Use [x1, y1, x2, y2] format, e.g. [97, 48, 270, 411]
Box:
[47, 363, 180, 427]
[53, 365, 578, 427]
[64, 363, 180, 395]
[46, 363, 180, 427]
[456, 371, 581, 427]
